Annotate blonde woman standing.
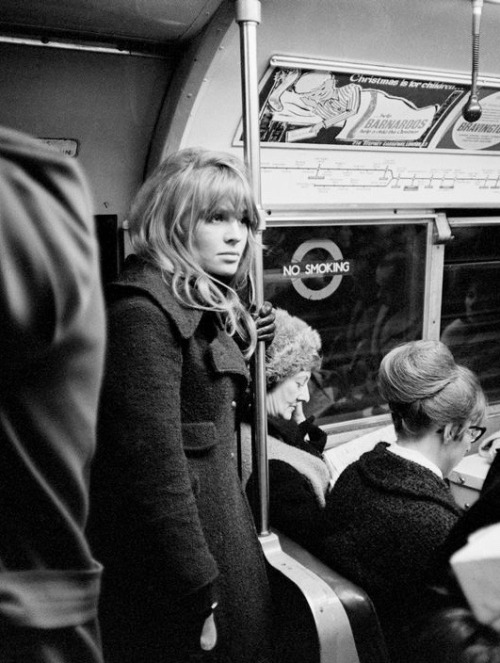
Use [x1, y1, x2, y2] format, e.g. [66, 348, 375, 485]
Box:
[88, 148, 274, 663]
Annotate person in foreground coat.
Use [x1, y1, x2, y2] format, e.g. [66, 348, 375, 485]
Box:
[88, 147, 274, 663]
[318, 339, 487, 663]
[0, 127, 106, 662]
[407, 436, 500, 663]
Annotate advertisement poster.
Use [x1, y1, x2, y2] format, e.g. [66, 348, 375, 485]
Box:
[239, 63, 500, 153]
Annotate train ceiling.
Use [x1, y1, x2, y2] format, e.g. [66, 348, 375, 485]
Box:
[1, 0, 500, 77]
[0, 0, 226, 52]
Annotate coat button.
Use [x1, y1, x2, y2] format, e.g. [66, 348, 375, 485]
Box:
[231, 400, 237, 409]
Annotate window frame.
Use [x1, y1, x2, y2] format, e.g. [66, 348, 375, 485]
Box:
[262, 208, 446, 437]
[443, 214, 500, 420]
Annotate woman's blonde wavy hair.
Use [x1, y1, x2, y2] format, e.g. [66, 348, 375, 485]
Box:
[128, 147, 259, 357]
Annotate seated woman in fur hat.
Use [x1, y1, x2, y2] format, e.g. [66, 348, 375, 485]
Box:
[241, 308, 332, 551]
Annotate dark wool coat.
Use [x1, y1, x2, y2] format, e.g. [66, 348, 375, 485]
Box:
[246, 416, 329, 551]
[319, 442, 463, 663]
[88, 256, 273, 663]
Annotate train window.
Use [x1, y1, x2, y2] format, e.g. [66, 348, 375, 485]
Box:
[441, 223, 500, 404]
[263, 220, 427, 427]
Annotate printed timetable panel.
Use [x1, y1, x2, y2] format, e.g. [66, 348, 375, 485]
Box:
[260, 150, 500, 208]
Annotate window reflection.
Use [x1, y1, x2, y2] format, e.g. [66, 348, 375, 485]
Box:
[263, 223, 425, 425]
[441, 226, 500, 404]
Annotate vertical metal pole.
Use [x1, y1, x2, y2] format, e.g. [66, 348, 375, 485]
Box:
[234, 0, 269, 536]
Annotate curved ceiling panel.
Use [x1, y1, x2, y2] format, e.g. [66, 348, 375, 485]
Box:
[0, 0, 226, 47]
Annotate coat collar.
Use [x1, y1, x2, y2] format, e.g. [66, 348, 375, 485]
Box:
[108, 255, 203, 339]
[359, 443, 461, 512]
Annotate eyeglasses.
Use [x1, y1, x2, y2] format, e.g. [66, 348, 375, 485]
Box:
[437, 425, 487, 444]
[463, 425, 487, 444]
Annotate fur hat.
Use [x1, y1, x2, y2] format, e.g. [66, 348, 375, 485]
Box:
[265, 308, 322, 388]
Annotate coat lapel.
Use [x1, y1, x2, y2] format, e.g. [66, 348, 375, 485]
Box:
[108, 256, 202, 339]
[110, 256, 250, 381]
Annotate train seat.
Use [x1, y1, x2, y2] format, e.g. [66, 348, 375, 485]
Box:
[266, 530, 391, 663]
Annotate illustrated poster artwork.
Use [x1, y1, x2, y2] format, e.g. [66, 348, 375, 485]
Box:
[243, 65, 500, 152]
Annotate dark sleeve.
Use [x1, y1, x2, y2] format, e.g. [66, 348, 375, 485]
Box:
[389, 505, 460, 588]
[482, 450, 500, 494]
[298, 417, 328, 453]
[0, 130, 101, 384]
[97, 296, 218, 615]
[432, 465, 500, 575]
[268, 459, 325, 550]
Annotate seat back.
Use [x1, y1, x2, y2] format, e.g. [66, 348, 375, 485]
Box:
[268, 530, 391, 663]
